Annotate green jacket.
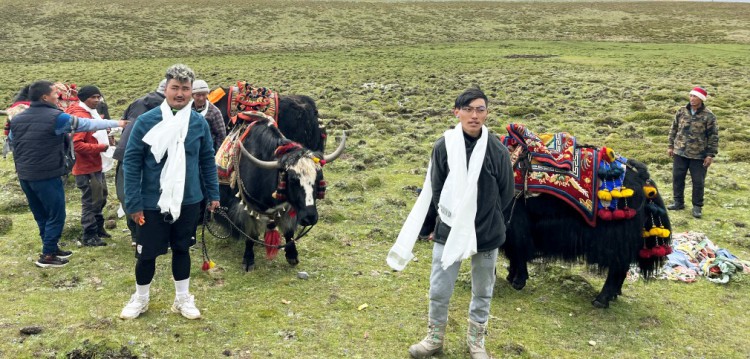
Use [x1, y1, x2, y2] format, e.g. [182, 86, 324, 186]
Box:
[668, 103, 719, 159]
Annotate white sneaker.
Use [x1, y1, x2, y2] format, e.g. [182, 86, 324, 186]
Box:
[172, 294, 201, 319]
[119, 294, 149, 319]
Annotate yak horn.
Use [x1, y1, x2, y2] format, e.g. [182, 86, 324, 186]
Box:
[238, 141, 280, 170]
[323, 131, 347, 163]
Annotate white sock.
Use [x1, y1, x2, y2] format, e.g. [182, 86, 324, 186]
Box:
[136, 283, 150, 297]
[174, 278, 190, 296]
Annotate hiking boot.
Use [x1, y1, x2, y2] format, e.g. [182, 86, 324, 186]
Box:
[35, 254, 69, 268]
[172, 294, 201, 319]
[467, 319, 490, 359]
[120, 294, 149, 319]
[52, 249, 73, 259]
[692, 206, 702, 219]
[667, 203, 685, 210]
[409, 321, 446, 358]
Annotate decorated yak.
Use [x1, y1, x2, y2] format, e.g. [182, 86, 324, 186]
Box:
[217, 113, 346, 271]
[208, 82, 327, 152]
[499, 124, 672, 308]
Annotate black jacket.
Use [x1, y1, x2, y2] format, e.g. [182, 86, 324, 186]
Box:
[113, 91, 165, 161]
[431, 131, 515, 252]
[10, 102, 67, 181]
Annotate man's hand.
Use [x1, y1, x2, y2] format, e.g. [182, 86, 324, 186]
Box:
[667, 148, 674, 157]
[703, 156, 713, 168]
[207, 200, 220, 212]
[131, 211, 145, 226]
[117, 119, 129, 128]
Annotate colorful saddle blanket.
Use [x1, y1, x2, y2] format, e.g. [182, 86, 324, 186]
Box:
[215, 111, 276, 185]
[499, 123, 600, 227]
[227, 81, 278, 124]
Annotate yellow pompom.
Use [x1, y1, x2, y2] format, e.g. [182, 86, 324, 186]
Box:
[620, 188, 635, 198]
[649, 227, 661, 236]
[598, 189, 612, 201]
[659, 227, 670, 238]
[209, 260, 216, 269]
[605, 148, 615, 163]
[642, 230, 650, 238]
[643, 185, 657, 199]
[610, 189, 623, 198]
[312, 157, 320, 163]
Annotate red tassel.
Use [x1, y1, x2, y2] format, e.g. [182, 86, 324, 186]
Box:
[623, 207, 637, 219]
[651, 245, 667, 257]
[639, 247, 652, 259]
[288, 209, 297, 218]
[264, 228, 281, 260]
[664, 245, 673, 255]
[319, 159, 327, 166]
[201, 261, 210, 271]
[598, 209, 613, 221]
[613, 209, 626, 220]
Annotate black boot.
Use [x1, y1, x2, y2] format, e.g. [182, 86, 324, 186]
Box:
[82, 235, 107, 247]
[97, 223, 112, 238]
[692, 206, 702, 218]
[667, 202, 685, 210]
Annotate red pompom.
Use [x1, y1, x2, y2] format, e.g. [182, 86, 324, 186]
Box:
[664, 245, 673, 255]
[651, 245, 667, 257]
[201, 261, 210, 271]
[613, 209, 626, 220]
[639, 248, 652, 259]
[598, 209, 613, 221]
[319, 159, 327, 166]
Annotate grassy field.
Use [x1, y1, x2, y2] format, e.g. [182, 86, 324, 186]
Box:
[1, 0, 750, 358]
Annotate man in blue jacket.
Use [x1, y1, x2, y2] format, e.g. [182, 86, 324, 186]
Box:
[120, 64, 220, 320]
[10, 80, 126, 268]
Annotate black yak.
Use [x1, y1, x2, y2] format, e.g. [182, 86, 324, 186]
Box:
[219, 117, 345, 271]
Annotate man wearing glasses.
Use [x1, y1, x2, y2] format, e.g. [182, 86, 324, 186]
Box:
[408, 88, 514, 359]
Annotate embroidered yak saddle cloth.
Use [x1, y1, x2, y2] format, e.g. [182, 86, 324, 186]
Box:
[499, 123, 600, 227]
[215, 111, 276, 185]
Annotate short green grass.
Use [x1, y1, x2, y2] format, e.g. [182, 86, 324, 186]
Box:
[1, 1, 750, 358]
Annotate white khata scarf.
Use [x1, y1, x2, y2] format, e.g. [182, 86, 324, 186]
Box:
[79, 101, 115, 172]
[388, 124, 488, 271]
[142, 99, 193, 221]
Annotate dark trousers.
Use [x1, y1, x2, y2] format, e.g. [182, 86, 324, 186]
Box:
[19, 177, 66, 255]
[672, 155, 708, 207]
[75, 172, 107, 238]
[115, 162, 137, 240]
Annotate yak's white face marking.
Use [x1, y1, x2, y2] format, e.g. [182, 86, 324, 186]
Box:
[288, 156, 319, 207]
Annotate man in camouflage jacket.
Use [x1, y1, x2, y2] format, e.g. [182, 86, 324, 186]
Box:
[667, 87, 719, 218]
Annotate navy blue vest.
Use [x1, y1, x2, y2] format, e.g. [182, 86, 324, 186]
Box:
[10, 101, 67, 181]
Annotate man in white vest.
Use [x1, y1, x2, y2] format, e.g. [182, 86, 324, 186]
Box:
[401, 88, 515, 359]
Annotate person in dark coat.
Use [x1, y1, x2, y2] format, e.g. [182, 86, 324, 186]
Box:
[114, 79, 166, 245]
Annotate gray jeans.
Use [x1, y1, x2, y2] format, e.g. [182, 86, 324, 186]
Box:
[428, 243, 498, 325]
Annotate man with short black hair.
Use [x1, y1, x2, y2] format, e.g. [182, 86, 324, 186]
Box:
[120, 64, 220, 320]
[393, 88, 514, 359]
[10, 80, 126, 268]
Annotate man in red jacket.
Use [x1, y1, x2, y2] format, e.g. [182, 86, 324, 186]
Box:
[65, 85, 113, 247]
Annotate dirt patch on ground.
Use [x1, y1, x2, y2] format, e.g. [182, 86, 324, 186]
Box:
[65, 340, 138, 359]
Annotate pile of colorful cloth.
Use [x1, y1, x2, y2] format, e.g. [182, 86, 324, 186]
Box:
[661, 231, 750, 283]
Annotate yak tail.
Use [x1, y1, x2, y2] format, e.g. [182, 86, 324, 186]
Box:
[637, 179, 672, 279]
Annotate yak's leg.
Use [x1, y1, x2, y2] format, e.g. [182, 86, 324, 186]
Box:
[592, 267, 627, 308]
[284, 232, 299, 266]
[503, 249, 528, 291]
[242, 239, 255, 272]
